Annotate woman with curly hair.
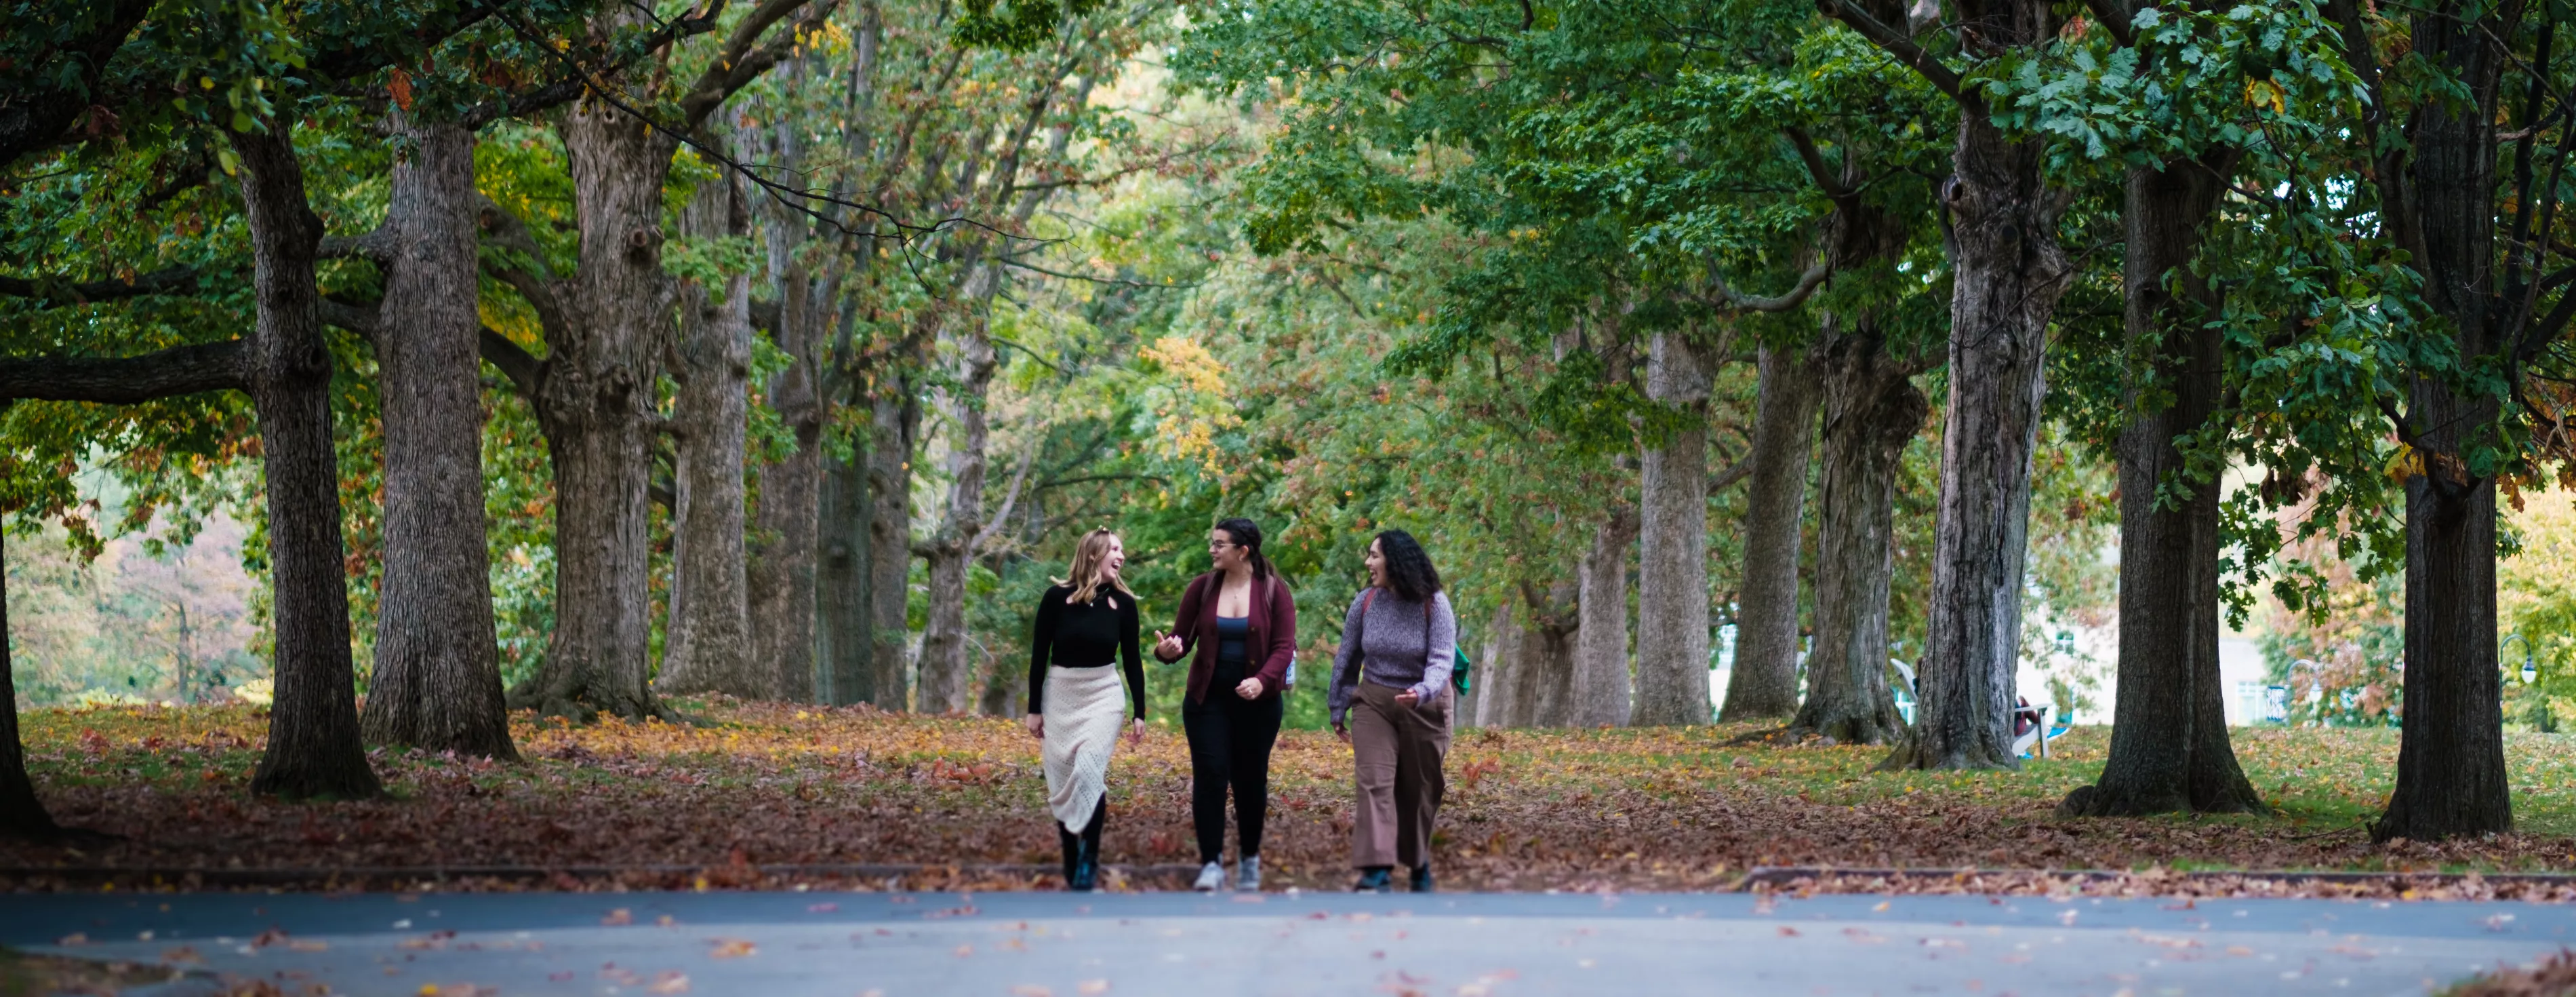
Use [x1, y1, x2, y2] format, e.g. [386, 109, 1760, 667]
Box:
[1328, 528, 1455, 893]
[1025, 528, 1148, 891]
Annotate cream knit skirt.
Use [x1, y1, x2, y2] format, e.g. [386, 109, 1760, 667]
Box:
[1042, 665, 1127, 831]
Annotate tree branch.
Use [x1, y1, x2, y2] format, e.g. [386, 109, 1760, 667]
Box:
[1814, 0, 1963, 100]
[0, 266, 205, 305]
[679, 0, 840, 130]
[0, 340, 247, 403]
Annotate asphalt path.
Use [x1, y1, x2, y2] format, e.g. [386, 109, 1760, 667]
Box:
[7, 889, 2573, 996]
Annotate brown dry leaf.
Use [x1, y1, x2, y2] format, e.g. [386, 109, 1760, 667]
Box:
[708, 938, 757, 959]
[1009, 987, 1053, 997]
[647, 971, 691, 994]
[601, 908, 633, 926]
[1077, 981, 1110, 996]
[20, 703, 2576, 897]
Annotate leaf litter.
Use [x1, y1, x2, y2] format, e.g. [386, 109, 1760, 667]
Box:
[12, 702, 2576, 897]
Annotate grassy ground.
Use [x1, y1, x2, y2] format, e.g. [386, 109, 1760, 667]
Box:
[6, 701, 2575, 892]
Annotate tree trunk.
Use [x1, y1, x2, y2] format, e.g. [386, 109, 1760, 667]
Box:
[1, 528, 63, 840]
[1786, 326, 1921, 745]
[2062, 159, 2261, 817]
[656, 174, 761, 701]
[230, 124, 381, 799]
[359, 119, 516, 760]
[1510, 582, 1579, 728]
[747, 258, 829, 703]
[1571, 502, 1638, 727]
[1874, 54, 2070, 770]
[817, 449, 871, 705]
[866, 383, 921, 709]
[1634, 331, 1713, 726]
[1723, 345, 1818, 720]
[1467, 598, 1516, 727]
[917, 269, 1001, 713]
[508, 99, 677, 722]
[2375, 11, 2514, 839]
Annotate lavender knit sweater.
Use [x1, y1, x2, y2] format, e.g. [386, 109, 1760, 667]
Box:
[1327, 588, 1455, 728]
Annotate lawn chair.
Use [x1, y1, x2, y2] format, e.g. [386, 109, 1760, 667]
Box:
[2013, 698, 2066, 759]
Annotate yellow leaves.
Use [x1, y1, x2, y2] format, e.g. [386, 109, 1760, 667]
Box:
[2245, 78, 2288, 114]
[708, 938, 758, 958]
[2384, 443, 2422, 482]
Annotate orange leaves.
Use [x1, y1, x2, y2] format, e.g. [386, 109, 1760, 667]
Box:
[706, 938, 757, 959]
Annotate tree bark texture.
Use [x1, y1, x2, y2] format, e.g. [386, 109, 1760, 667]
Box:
[2375, 3, 2515, 840]
[747, 259, 830, 703]
[509, 97, 679, 722]
[818, 450, 872, 705]
[917, 267, 1002, 713]
[866, 385, 921, 709]
[1722, 345, 1818, 721]
[1, 528, 63, 840]
[1878, 46, 2070, 771]
[656, 174, 761, 700]
[2062, 159, 2261, 817]
[1571, 501, 1639, 728]
[230, 125, 382, 799]
[1635, 331, 1714, 726]
[1466, 598, 1516, 727]
[1786, 326, 1922, 745]
[1505, 581, 1579, 728]
[358, 119, 517, 760]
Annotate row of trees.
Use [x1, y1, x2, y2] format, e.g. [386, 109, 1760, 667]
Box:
[5, 0, 2575, 853]
[1169, 0, 2576, 845]
[0, 0, 1161, 836]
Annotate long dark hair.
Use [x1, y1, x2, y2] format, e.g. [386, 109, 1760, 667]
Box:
[1373, 529, 1441, 603]
[1215, 517, 1272, 581]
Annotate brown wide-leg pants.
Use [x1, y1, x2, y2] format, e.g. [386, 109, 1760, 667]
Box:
[1349, 681, 1451, 869]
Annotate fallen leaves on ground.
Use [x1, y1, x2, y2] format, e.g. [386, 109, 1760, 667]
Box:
[11, 701, 2576, 894]
[2446, 948, 2576, 996]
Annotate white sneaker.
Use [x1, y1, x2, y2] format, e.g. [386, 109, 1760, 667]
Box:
[1193, 861, 1224, 892]
[1235, 856, 1261, 892]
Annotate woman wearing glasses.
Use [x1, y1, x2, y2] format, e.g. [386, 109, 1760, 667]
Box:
[1152, 517, 1297, 892]
[1025, 528, 1148, 892]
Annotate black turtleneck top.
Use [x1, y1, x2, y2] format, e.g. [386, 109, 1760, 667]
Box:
[1026, 584, 1146, 719]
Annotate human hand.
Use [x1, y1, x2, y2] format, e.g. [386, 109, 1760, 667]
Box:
[1235, 677, 1262, 699]
[1024, 714, 1044, 739]
[1153, 629, 1185, 661]
[1333, 722, 1350, 745]
[1395, 689, 1420, 709]
[1127, 719, 1146, 746]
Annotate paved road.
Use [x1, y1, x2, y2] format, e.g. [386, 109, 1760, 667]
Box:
[6, 889, 2571, 996]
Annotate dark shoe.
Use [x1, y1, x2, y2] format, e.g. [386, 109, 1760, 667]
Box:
[1352, 867, 1393, 893]
[1058, 828, 1081, 887]
[1070, 839, 1099, 893]
[1409, 865, 1434, 893]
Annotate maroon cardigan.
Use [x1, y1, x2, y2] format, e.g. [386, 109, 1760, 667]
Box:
[1156, 570, 1297, 704]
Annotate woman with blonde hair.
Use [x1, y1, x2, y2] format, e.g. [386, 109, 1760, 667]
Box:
[1025, 527, 1148, 891]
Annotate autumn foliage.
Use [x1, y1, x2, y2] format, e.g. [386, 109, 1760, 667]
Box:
[13, 701, 2576, 893]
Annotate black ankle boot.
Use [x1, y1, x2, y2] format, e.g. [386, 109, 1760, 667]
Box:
[1352, 867, 1393, 893]
[1070, 836, 1099, 893]
[1409, 865, 1434, 893]
[1058, 826, 1081, 888]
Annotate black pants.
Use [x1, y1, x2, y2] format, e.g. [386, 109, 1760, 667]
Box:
[1182, 689, 1284, 865]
